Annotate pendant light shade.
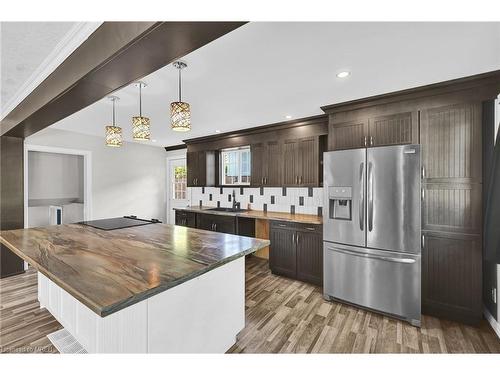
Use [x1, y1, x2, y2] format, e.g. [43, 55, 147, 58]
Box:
[132, 81, 151, 141]
[170, 101, 191, 132]
[171, 61, 191, 132]
[105, 96, 123, 147]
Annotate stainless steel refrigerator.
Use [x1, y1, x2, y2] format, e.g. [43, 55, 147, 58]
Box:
[323, 144, 421, 326]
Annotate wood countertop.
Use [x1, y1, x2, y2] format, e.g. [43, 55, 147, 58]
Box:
[0, 223, 269, 317]
[174, 206, 323, 225]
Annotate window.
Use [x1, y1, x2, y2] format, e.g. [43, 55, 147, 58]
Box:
[173, 165, 187, 199]
[220, 146, 251, 185]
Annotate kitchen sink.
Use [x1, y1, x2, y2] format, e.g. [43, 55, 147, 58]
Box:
[207, 207, 247, 213]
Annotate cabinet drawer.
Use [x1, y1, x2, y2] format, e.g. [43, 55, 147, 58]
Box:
[270, 220, 297, 230]
[175, 211, 196, 228]
[197, 213, 236, 234]
[296, 223, 322, 234]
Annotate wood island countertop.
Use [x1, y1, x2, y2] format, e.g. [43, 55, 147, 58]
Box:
[174, 206, 323, 225]
[0, 223, 269, 317]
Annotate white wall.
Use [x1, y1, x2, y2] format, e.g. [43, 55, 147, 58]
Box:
[26, 128, 167, 222]
[28, 151, 83, 201]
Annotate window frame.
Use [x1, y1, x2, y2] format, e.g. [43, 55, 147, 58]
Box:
[219, 145, 251, 186]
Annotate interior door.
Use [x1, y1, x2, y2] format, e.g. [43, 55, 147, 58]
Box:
[366, 145, 421, 253]
[168, 157, 188, 224]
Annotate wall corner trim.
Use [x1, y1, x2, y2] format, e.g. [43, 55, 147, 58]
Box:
[484, 306, 500, 339]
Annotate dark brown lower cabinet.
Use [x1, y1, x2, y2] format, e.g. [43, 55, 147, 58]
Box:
[196, 213, 236, 234]
[175, 210, 197, 228]
[296, 229, 323, 285]
[269, 221, 322, 286]
[422, 231, 483, 324]
[269, 225, 297, 279]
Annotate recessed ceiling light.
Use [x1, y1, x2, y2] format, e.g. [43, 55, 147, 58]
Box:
[336, 71, 350, 79]
[285, 115, 292, 120]
[215, 130, 221, 133]
[152, 139, 157, 143]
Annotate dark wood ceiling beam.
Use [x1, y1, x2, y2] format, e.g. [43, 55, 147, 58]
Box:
[1, 21, 246, 138]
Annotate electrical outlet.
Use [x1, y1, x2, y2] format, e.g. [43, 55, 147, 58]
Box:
[493, 288, 497, 304]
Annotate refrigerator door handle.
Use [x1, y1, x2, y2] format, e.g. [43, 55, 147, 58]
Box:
[359, 162, 365, 231]
[327, 246, 416, 264]
[368, 161, 374, 232]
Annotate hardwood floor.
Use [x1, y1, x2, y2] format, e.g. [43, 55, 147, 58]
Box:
[228, 256, 500, 353]
[0, 269, 60, 353]
[1, 258, 499, 353]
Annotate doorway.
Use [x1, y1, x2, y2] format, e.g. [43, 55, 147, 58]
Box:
[166, 156, 188, 224]
[24, 145, 92, 228]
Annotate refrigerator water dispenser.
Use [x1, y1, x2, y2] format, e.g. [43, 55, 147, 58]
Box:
[328, 186, 352, 220]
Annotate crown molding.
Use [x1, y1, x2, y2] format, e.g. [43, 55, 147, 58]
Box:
[1, 22, 102, 119]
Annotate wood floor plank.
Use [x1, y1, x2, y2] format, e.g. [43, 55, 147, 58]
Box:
[230, 257, 500, 353]
[1, 257, 499, 354]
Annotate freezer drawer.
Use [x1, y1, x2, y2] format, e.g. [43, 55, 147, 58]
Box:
[323, 243, 421, 326]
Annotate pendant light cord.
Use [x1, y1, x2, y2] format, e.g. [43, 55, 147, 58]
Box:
[178, 67, 182, 102]
[112, 99, 116, 126]
[139, 84, 142, 116]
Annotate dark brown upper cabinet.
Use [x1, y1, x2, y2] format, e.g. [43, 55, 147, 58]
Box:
[328, 119, 368, 150]
[283, 136, 321, 187]
[187, 150, 215, 187]
[328, 111, 418, 150]
[251, 140, 283, 187]
[368, 111, 419, 147]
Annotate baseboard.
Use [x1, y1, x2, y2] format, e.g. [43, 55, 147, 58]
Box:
[484, 306, 500, 339]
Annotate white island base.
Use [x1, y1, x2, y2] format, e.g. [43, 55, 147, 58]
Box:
[38, 257, 245, 353]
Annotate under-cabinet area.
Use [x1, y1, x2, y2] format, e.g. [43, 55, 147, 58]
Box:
[174, 208, 323, 286]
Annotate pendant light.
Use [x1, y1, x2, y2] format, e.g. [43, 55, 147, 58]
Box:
[132, 81, 151, 141]
[105, 96, 122, 147]
[170, 61, 191, 132]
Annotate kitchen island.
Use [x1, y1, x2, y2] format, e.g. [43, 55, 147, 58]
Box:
[0, 223, 269, 353]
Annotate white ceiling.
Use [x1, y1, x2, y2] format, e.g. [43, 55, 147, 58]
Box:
[0, 21, 101, 118]
[45, 22, 500, 147]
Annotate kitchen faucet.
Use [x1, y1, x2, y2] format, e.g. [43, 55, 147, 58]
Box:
[232, 190, 241, 210]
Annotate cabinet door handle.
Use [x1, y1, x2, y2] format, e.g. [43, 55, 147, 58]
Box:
[305, 227, 316, 231]
[421, 165, 426, 179]
[214, 223, 217, 231]
[261, 177, 264, 185]
[364, 136, 367, 147]
[292, 233, 295, 244]
[296, 234, 299, 245]
[370, 136, 374, 146]
[421, 234, 425, 251]
[264, 177, 268, 185]
[421, 188, 425, 201]
[295, 176, 299, 184]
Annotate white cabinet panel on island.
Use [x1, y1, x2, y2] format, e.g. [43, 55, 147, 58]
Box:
[37, 256, 245, 353]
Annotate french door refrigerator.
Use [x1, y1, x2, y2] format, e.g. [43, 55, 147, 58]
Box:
[323, 144, 421, 326]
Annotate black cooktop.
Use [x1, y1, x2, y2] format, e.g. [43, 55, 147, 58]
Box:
[79, 216, 161, 231]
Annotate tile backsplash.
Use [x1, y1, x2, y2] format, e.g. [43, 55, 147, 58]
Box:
[188, 187, 323, 216]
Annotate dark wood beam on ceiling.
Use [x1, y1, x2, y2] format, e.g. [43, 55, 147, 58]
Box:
[0, 21, 247, 138]
[0, 21, 246, 278]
